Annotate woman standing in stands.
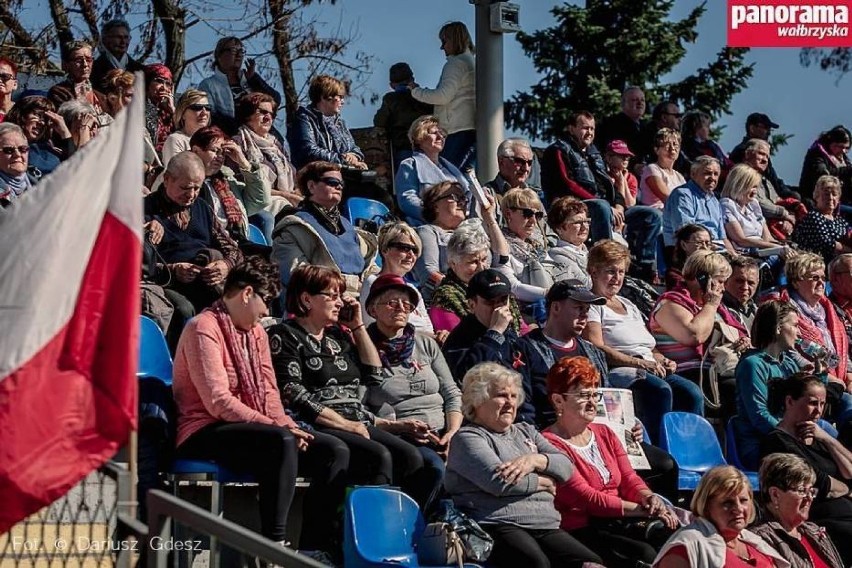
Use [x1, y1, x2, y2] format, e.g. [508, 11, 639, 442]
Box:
[411, 22, 476, 170]
[173, 258, 347, 557]
[267, 265, 442, 510]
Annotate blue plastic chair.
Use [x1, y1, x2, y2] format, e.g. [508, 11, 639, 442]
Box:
[659, 412, 727, 490]
[818, 418, 839, 438]
[724, 418, 760, 490]
[346, 197, 391, 229]
[247, 223, 268, 245]
[344, 486, 424, 568]
[138, 315, 173, 385]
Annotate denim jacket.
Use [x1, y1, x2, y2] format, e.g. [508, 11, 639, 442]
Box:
[288, 105, 363, 169]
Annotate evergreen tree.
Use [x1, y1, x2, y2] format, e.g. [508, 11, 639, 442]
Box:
[506, 0, 754, 140]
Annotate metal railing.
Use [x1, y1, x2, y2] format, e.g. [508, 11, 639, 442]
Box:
[146, 489, 324, 568]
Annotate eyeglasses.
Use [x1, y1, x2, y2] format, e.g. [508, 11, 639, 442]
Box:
[786, 486, 818, 499]
[0, 145, 29, 156]
[0, 73, 15, 83]
[255, 108, 276, 118]
[426, 128, 447, 138]
[315, 291, 342, 302]
[507, 156, 533, 167]
[380, 298, 414, 312]
[567, 219, 591, 227]
[70, 56, 94, 66]
[802, 274, 826, 282]
[563, 391, 603, 403]
[439, 193, 468, 205]
[222, 47, 246, 56]
[388, 242, 418, 254]
[319, 177, 345, 189]
[188, 104, 211, 112]
[510, 207, 544, 220]
[688, 239, 713, 249]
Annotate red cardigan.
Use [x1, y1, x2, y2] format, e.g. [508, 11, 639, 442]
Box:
[543, 423, 649, 531]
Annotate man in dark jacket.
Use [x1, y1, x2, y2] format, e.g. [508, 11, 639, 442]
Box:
[598, 86, 646, 156]
[373, 62, 432, 170]
[90, 19, 145, 90]
[442, 269, 519, 383]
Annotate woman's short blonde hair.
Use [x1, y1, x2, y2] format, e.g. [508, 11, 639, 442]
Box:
[682, 249, 732, 282]
[721, 163, 762, 202]
[759, 453, 816, 506]
[587, 239, 631, 275]
[460, 362, 524, 422]
[377, 222, 422, 258]
[408, 115, 442, 150]
[691, 465, 756, 524]
[174, 88, 208, 129]
[439, 21, 474, 56]
[784, 251, 824, 283]
[814, 175, 842, 198]
[654, 128, 681, 150]
[501, 187, 542, 217]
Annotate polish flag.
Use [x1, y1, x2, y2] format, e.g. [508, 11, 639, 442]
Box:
[0, 78, 144, 532]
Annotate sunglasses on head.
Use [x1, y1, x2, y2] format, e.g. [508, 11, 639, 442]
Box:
[319, 177, 345, 188]
[511, 207, 544, 220]
[188, 103, 211, 112]
[1, 145, 29, 156]
[388, 242, 418, 254]
[0, 73, 15, 83]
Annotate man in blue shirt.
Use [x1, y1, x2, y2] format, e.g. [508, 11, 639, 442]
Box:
[662, 155, 734, 253]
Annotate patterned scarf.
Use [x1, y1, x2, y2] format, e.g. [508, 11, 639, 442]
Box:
[208, 173, 245, 233]
[234, 125, 295, 193]
[503, 227, 547, 263]
[302, 200, 343, 235]
[367, 323, 416, 369]
[208, 299, 267, 413]
[790, 290, 837, 362]
[429, 269, 524, 333]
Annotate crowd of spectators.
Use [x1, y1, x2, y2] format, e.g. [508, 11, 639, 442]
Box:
[6, 18, 852, 568]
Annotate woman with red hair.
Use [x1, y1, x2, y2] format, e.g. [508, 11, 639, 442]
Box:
[543, 356, 680, 568]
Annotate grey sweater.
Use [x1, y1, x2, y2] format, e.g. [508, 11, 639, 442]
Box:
[365, 334, 461, 430]
[444, 422, 572, 530]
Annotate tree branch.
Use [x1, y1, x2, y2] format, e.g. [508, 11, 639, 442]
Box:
[76, 0, 100, 43]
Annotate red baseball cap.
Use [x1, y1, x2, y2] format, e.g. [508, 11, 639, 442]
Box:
[606, 140, 635, 157]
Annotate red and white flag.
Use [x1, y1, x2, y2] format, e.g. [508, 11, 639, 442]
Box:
[0, 80, 144, 532]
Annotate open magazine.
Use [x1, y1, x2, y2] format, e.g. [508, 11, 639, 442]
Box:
[593, 388, 651, 470]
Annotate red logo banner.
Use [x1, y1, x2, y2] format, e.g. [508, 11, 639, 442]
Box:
[728, 0, 852, 47]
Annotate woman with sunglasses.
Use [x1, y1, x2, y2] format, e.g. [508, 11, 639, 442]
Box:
[272, 161, 379, 303]
[199, 36, 282, 136]
[0, 58, 17, 121]
[162, 89, 211, 166]
[0, 123, 40, 207]
[359, 222, 436, 337]
[364, 273, 461, 510]
[5, 95, 75, 176]
[752, 453, 845, 568]
[267, 265, 443, 511]
[395, 114, 471, 226]
[543, 357, 679, 568]
[501, 187, 555, 303]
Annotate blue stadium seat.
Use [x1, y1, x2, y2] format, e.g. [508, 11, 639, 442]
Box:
[247, 223, 268, 245]
[818, 418, 839, 438]
[346, 197, 391, 229]
[138, 315, 173, 385]
[659, 412, 727, 490]
[724, 418, 760, 490]
[344, 486, 424, 568]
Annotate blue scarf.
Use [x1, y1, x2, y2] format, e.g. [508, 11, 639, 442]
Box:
[0, 170, 32, 198]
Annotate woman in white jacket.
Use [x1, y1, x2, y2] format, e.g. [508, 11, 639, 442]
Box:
[411, 22, 476, 170]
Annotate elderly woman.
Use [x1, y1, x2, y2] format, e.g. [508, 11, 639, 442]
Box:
[198, 36, 282, 135]
[359, 222, 435, 336]
[792, 175, 852, 263]
[364, 273, 461, 508]
[639, 128, 687, 209]
[173, 259, 346, 556]
[654, 466, 787, 567]
[395, 115, 471, 226]
[186, 126, 269, 242]
[721, 163, 789, 257]
[411, 22, 476, 170]
[0, 57, 16, 121]
[501, 187, 554, 302]
[799, 125, 852, 201]
[288, 74, 365, 170]
[6, 95, 74, 175]
[445, 362, 603, 568]
[162, 89, 211, 166]
[543, 357, 679, 567]
[0, 123, 40, 206]
[733, 301, 804, 470]
[666, 224, 714, 290]
[760, 374, 852, 560]
[272, 161, 378, 303]
[143, 63, 175, 155]
[751, 453, 845, 568]
[413, 181, 470, 303]
[650, 249, 749, 418]
[57, 100, 100, 149]
[266, 265, 441, 510]
[547, 197, 593, 286]
[585, 240, 704, 444]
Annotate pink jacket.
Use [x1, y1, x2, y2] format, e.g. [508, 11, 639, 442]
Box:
[173, 311, 296, 446]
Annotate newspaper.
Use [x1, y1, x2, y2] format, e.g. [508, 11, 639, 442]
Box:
[593, 388, 651, 470]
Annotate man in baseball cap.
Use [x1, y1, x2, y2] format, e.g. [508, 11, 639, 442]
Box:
[442, 269, 519, 380]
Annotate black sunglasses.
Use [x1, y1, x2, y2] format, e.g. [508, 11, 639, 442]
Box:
[0, 73, 15, 83]
[388, 241, 418, 254]
[509, 156, 533, 167]
[187, 103, 211, 112]
[1, 145, 29, 156]
[439, 193, 468, 204]
[511, 207, 544, 220]
[319, 177, 345, 188]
